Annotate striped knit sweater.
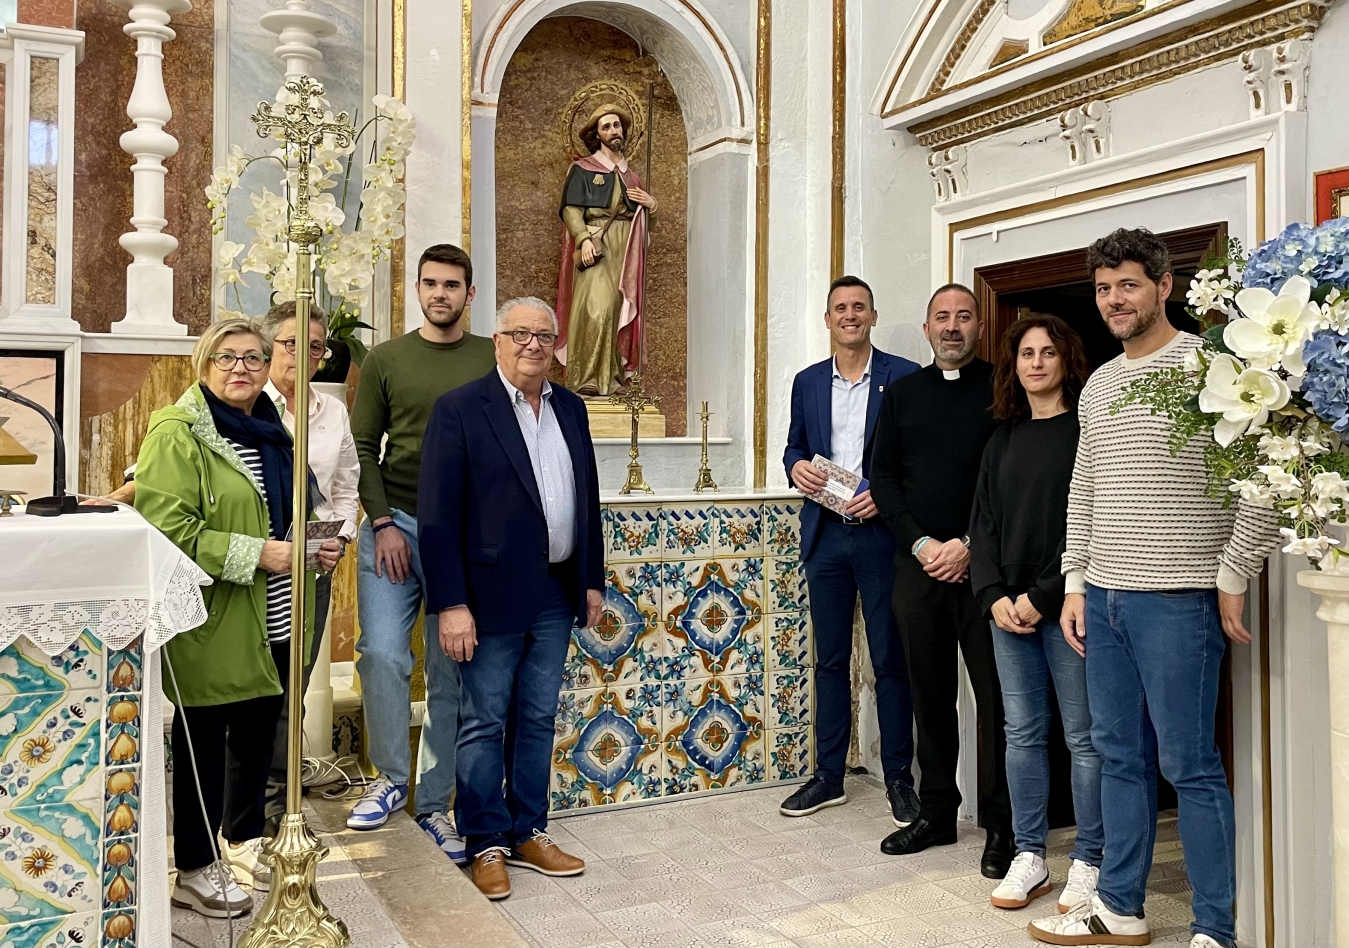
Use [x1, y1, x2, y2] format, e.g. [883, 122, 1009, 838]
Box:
[1062, 331, 1279, 595]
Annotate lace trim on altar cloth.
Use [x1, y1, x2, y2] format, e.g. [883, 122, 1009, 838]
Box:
[0, 558, 212, 656]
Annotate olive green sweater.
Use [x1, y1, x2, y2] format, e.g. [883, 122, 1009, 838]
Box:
[350, 329, 497, 520]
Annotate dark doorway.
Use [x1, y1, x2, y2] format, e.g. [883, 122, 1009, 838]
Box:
[971, 223, 1237, 831]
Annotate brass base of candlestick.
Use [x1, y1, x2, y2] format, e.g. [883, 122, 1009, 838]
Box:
[239, 814, 350, 948]
[619, 459, 654, 494]
[692, 466, 718, 493]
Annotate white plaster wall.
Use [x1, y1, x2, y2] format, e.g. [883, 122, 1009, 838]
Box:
[403, 1, 467, 335]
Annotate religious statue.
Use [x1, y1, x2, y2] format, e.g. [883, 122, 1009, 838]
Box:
[556, 102, 658, 397]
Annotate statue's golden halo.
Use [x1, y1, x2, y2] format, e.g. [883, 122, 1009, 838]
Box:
[561, 80, 647, 160]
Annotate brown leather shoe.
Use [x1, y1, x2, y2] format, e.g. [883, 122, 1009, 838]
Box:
[470, 847, 511, 900]
[505, 830, 585, 877]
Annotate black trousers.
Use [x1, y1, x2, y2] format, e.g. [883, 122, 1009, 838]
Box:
[891, 554, 1011, 830]
[171, 641, 287, 872]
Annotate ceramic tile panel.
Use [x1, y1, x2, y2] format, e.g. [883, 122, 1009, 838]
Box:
[767, 612, 812, 671]
[661, 675, 766, 793]
[0, 910, 100, 948]
[603, 506, 663, 563]
[764, 556, 808, 615]
[768, 670, 813, 731]
[553, 686, 662, 811]
[0, 633, 101, 696]
[0, 802, 101, 923]
[101, 836, 135, 910]
[714, 505, 763, 556]
[763, 502, 803, 558]
[766, 728, 813, 781]
[565, 565, 663, 689]
[104, 642, 142, 696]
[661, 506, 714, 558]
[101, 908, 135, 948]
[662, 559, 764, 681]
[103, 695, 140, 768]
[103, 768, 138, 839]
[0, 689, 102, 808]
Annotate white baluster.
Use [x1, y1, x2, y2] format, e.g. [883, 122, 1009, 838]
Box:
[260, 0, 334, 81]
[110, 0, 192, 337]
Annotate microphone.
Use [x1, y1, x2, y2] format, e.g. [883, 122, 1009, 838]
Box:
[0, 385, 115, 517]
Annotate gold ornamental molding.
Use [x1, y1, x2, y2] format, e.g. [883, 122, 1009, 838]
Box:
[927, 0, 999, 95]
[911, 0, 1329, 148]
[753, 0, 771, 488]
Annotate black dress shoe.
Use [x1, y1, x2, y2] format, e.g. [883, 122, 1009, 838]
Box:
[981, 827, 1016, 879]
[880, 817, 957, 855]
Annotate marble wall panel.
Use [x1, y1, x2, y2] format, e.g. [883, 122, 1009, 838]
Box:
[496, 17, 688, 435]
[72, 0, 215, 334]
[17, 0, 75, 27]
[79, 355, 195, 497]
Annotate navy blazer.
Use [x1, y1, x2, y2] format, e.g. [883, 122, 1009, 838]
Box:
[418, 370, 604, 637]
[783, 348, 920, 561]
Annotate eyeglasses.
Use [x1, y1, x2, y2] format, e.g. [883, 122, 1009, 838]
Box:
[505, 330, 558, 348]
[209, 352, 269, 372]
[276, 338, 332, 360]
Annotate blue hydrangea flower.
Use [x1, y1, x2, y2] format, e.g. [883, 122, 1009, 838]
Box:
[1302, 330, 1349, 432]
[1243, 217, 1349, 292]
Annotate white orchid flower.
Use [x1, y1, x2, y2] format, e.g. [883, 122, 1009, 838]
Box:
[1257, 433, 1301, 462]
[1257, 464, 1302, 497]
[1311, 471, 1349, 502]
[217, 240, 245, 285]
[1279, 527, 1342, 559]
[1229, 478, 1276, 508]
[1226, 275, 1320, 376]
[1197, 353, 1292, 446]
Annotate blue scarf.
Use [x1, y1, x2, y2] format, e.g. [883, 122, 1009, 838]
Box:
[201, 384, 296, 541]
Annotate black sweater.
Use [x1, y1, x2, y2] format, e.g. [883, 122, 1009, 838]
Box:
[969, 411, 1079, 620]
[871, 359, 998, 554]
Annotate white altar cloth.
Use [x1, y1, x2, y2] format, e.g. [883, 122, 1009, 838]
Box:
[0, 505, 211, 947]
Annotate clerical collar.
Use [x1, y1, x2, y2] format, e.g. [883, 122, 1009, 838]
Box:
[591, 150, 629, 173]
[942, 368, 961, 380]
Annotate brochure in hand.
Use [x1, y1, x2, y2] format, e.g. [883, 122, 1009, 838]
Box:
[801, 454, 867, 518]
[285, 520, 346, 570]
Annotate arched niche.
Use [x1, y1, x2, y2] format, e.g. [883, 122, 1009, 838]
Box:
[470, 0, 754, 458]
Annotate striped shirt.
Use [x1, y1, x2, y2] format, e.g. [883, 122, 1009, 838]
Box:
[1063, 331, 1279, 595]
[228, 439, 293, 643]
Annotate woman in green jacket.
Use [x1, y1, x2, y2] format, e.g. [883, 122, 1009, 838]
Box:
[135, 318, 340, 919]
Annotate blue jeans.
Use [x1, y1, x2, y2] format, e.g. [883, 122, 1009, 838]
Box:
[804, 516, 914, 787]
[355, 509, 461, 813]
[991, 618, 1103, 863]
[455, 573, 573, 858]
[1086, 585, 1235, 948]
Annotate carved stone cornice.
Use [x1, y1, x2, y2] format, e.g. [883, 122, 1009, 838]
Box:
[928, 0, 1000, 95]
[910, 0, 1329, 149]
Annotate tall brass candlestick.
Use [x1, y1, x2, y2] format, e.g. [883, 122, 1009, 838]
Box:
[241, 76, 353, 948]
[693, 401, 717, 493]
[612, 373, 658, 494]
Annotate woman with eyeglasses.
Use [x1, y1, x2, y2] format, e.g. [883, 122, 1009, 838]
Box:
[134, 318, 341, 919]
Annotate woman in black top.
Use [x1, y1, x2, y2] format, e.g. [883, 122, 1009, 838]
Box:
[969, 315, 1103, 913]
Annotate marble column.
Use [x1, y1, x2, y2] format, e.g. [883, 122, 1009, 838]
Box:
[109, 0, 192, 337]
[1297, 562, 1349, 948]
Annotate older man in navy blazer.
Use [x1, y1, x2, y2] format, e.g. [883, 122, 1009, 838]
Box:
[780, 275, 921, 825]
[419, 296, 602, 901]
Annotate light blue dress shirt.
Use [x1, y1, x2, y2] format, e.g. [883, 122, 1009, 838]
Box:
[829, 351, 873, 477]
[496, 367, 577, 563]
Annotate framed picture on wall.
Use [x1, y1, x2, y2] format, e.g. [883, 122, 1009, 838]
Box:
[1314, 167, 1348, 224]
[0, 343, 71, 501]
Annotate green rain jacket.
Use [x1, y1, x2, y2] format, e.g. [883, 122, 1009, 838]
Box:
[135, 383, 316, 707]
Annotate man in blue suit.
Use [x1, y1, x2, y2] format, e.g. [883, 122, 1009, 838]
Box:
[419, 296, 603, 901]
[780, 275, 922, 825]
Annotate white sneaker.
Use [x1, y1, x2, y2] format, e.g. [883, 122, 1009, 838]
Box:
[222, 838, 271, 891]
[417, 811, 468, 865]
[1190, 936, 1225, 948]
[1028, 895, 1151, 946]
[171, 862, 253, 918]
[1058, 859, 1100, 913]
[991, 851, 1052, 909]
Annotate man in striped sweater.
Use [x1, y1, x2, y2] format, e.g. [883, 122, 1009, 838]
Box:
[1028, 229, 1278, 948]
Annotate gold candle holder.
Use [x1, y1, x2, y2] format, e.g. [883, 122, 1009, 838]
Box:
[240, 75, 353, 948]
[612, 374, 659, 495]
[693, 401, 717, 493]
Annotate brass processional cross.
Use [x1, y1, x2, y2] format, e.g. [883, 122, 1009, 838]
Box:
[611, 373, 659, 494]
[240, 76, 354, 948]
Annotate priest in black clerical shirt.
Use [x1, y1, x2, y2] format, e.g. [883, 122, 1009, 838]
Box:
[869, 284, 1014, 879]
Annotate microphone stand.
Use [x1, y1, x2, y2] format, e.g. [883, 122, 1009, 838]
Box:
[0, 385, 114, 517]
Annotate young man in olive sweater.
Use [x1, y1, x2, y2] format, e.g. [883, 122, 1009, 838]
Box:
[870, 284, 1014, 878]
[347, 244, 497, 861]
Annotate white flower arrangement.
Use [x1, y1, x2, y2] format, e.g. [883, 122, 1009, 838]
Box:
[205, 91, 416, 365]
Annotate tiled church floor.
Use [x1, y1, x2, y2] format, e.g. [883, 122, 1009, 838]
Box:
[495, 776, 1197, 948]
